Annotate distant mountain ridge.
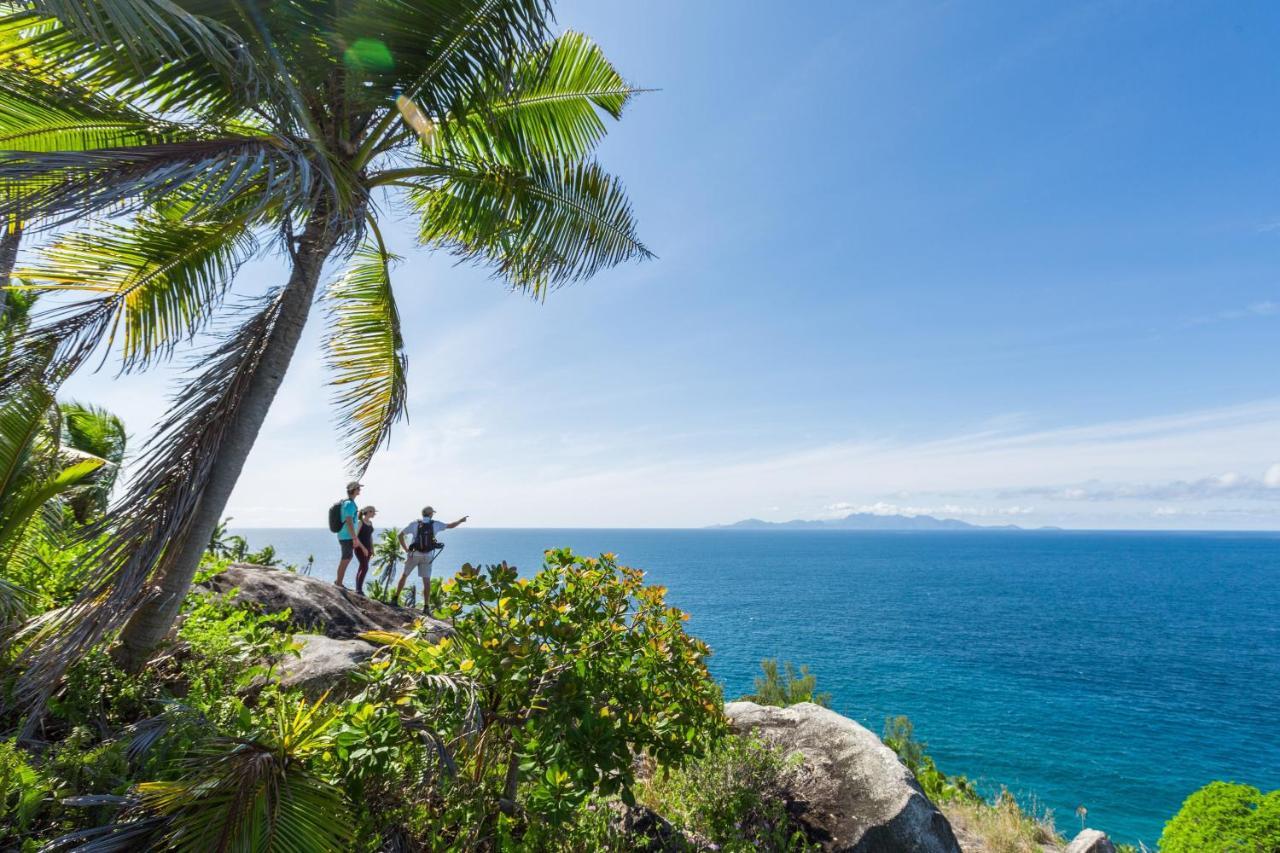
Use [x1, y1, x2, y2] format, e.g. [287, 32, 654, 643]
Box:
[709, 512, 1028, 531]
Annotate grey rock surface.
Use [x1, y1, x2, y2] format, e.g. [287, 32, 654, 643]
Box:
[1064, 829, 1116, 853]
[725, 701, 962, 853]
[201, 563, 450, 640]
[277, 633, 376, 698]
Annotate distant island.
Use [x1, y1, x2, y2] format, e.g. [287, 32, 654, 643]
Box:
[710, 512, 1056, 531]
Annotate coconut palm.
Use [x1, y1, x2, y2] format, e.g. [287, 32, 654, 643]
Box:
[2, 0, 650, 709]
[58, 400, 127, 522]
[0, 377, 106, 632]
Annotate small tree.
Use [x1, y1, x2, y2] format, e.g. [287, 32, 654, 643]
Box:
[1160, 781, 1280, 853]
[742, 659, 831, 708]
[354, 549, 726, 843]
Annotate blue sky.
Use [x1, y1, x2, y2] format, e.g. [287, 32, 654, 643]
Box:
[62, 0, 1280, 528]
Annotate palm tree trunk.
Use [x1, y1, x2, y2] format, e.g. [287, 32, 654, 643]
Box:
[113, 216, 340, 669]
[0, 221, 22, 318]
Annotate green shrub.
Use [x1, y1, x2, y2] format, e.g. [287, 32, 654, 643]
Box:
[640, 734, 815, 851]
[882, 715, 979, 804]
[350, 549, 727, 847]
[741, 658, 831, 708]
[1, 738, 58, 847]
[1160, 781, 1280, 852]
[175, 590, 297, 725]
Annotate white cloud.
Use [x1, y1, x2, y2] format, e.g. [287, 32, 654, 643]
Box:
[1265, 464, 1280, 488]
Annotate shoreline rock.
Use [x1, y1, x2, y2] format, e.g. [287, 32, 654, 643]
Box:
[725, 701, 962, 853]
[200, 563, 450, 641]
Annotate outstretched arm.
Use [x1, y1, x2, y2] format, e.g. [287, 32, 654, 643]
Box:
[447, 516, 468, 530]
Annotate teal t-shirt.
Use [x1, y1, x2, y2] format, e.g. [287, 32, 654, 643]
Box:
[336, 499, 358, 540]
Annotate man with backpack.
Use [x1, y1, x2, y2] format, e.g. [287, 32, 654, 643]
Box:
[395, 505, 468, 609]
[329, 481, 368, 589]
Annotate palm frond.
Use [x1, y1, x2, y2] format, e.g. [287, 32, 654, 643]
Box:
[412, 155, 652, 293]
[0, 136, 309, 228]
[431, 30, 641, 163]
[2, 5, 268, 122]
[16, 215, 259, 369]
[31, 0, 242, 69]
[62, 694, 350, 852]
[349, 0, 554, 161]
[0, 65, 188, 153]
[323, 239, 408, 475]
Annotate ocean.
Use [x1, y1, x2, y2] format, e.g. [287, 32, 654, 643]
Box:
[231, 527, 1280, 846]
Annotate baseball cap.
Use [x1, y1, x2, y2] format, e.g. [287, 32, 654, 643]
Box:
[346, 480, 362, 492]
[422, 505, 435, 516]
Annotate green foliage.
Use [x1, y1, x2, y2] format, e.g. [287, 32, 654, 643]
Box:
[1, 738, 57, 845]
[1160, 781, 1280, 853]
[73, 694, 353, 852]
[350, 548, 725, 847]
[175, 591, 297, 725]
[640, 734, 816, 851]
[58, 399, 127, 521]
[882, 715, 979, 804]
[742, 658, 832, 708]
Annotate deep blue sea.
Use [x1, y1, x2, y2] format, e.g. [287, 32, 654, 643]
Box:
[232, 527, 1280, 846]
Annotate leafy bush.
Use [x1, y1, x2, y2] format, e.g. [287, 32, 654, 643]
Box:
[640, 734, 815, 851]
[882, 715, 979, 804]
[350, 549, 726, 847]
[1159, 781, 1280, 852]
[741, 658, 831, 708]
[175, 590, 297, 725]
[1, 738, 58, 847]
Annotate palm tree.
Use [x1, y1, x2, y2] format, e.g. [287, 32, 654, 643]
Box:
[58, 400, 127, 522]
[0, 377, 106, 632]
[2, 0, 650, 702]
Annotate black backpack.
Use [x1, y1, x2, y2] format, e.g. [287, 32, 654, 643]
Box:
[328, 500, 345, 533]
[411, 518, 442, 553]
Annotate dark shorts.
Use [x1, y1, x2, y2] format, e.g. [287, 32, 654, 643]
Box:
[339, 539, 354, 560]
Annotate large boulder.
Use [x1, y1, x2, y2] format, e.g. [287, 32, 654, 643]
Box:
[201, 563, 450, 641]
[1064, 829, 1115, 853]
[725, 701, 962, 853]
[277, 634, 377, 698]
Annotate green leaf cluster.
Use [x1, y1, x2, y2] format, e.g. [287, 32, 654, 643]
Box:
[882, 715, 980, 805]
[1160, 781, 1280, 852]
[344, 548, 727, 846]
[741, 658, 832, 708]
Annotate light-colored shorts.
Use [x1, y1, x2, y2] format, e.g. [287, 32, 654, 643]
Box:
[404, 550, 437, 580]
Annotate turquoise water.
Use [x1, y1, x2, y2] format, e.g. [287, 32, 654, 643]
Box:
[234, 527, 1280, 846]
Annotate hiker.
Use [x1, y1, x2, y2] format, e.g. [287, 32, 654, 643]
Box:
[355, 506, 377, 595]
[395, 505, 468, 609]
[332, 481, 368, 589]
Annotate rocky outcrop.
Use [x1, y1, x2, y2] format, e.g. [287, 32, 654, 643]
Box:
[201, 563, 450, 640]
[1064, 829, 1116, 853]
[277, 634, 377, 698]
[725, 701, 962, 853]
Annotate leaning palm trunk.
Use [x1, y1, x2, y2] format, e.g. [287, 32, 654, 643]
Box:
[115, 216, 339, 667]
[0, 221, 20, 314]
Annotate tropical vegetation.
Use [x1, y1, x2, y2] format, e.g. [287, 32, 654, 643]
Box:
[0, 0, 651, 727]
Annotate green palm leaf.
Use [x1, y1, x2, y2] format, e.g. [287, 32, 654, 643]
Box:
[432, 30, 642, 163]
[16, 215, 259, 368]
[414, 155, 652, 293]
[323, 238, 409, 474]
[0, 67, 187, 153]
[0, 137, 308, 227]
